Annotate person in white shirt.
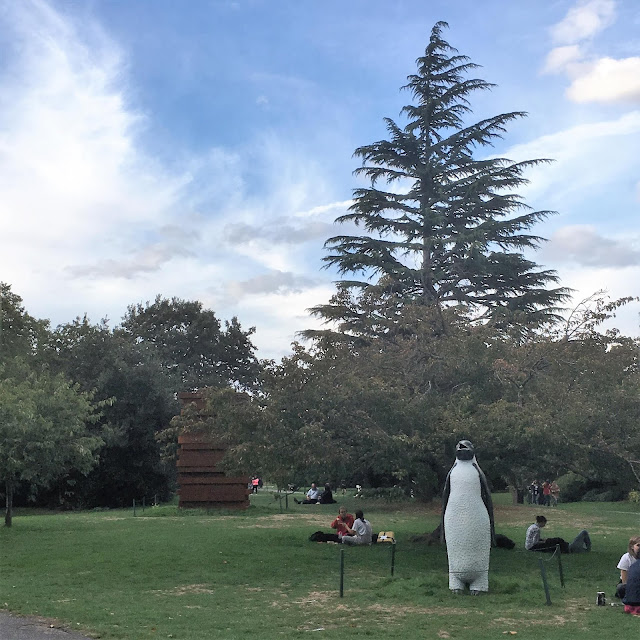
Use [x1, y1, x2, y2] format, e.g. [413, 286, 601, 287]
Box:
[525, 515, 591, 553]
[295, 483, 322, 504]
[342, 509, 373, 545]
[616, 536, 640, 599]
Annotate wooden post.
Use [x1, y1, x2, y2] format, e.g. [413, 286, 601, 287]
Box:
[339, 549, 345, 598]
[391, 542, 396, 576]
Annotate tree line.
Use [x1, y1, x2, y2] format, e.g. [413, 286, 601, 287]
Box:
[0, 283, 260, 525]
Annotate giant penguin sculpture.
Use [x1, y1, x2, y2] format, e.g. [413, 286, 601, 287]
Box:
[441, 440, 495, 594]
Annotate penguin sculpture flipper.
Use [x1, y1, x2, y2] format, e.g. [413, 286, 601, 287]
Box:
[473, 461, 496, 546]
[440, 464, 454, 544]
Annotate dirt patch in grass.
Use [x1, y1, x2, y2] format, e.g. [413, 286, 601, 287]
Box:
[293, 591, 334, 606]
[368, 603, 474, 618]
[491, 614, 579, 627]
[239, 513, 329, 528]
[150, 583, 215, 596]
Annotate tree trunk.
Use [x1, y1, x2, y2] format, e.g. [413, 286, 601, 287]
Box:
[5, 480, 13, 527]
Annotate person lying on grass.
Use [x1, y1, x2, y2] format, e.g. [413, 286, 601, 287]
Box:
[341, 509, 373, 546]
[524, 515, 591, 553]
[616, 536, 640, 599]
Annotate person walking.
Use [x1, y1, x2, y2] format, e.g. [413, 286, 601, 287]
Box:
[550, 481, 560, 507]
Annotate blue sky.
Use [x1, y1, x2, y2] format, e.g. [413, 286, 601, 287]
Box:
[0, 0, 638, 358]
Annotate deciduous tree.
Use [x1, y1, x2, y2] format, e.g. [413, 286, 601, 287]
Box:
[119, 296, 260, 391]
[0, 361, 103, 526]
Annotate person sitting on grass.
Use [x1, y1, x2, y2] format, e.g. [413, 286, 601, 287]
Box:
[623, 554, 640, 615]
[616, 536, 640, 599]
[524, 515, 591, 553]
[295, 483, 321, 504]
[318, 483, 337, 504]
[341, 509, 373, 546]
[330, 506, 355, 540]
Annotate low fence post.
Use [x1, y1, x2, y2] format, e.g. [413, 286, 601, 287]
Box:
[538, 558, 552, 605]
[556, 545, 565, 588]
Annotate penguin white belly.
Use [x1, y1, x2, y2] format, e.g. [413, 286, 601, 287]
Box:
[444, 461, 490, 592]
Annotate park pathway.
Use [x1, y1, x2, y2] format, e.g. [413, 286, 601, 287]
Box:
[0, 612, 93, 639]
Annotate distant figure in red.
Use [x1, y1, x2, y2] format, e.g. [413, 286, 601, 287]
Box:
[330, 506, 354, 540]
[251, 476, 260, 494]
[542, 480, 551, 507]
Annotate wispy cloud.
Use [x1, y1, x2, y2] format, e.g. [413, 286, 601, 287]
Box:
[224, 218, 335, 246]
[224, 270, 322, 299]
[543, 225, 640, 267]
[550, 0, 615, 44]
[0, 1, 344, 356]
[504, 111, 640, 206]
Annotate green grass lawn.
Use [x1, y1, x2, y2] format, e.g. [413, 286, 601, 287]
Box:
[1, 490, 640, 639]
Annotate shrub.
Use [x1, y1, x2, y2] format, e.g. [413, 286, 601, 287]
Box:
[581, 488, 625, 502]
[357, 486, 411, 501]
[627, 490, 640, 504]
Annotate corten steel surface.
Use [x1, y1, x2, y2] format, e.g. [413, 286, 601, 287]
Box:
[176, 392, 249, 510]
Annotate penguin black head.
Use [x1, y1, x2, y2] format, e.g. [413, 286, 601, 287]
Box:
[455, 440, 475, 461]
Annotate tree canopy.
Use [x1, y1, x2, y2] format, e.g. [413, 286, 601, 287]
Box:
[0, 360, 103, 526]
[119, 295, 260, 392]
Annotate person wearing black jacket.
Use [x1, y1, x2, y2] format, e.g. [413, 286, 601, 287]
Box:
[318, 483, 336, 504]
[623, 557, 640, 615]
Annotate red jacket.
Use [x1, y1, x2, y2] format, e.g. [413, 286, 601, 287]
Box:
[331, 513, 355, 536]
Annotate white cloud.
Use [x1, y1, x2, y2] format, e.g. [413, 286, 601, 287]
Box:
[542, 45, 583, 74]
[543, 1, 640, 105]
[566, 56, 640, 103]
[0, 2, 188, 262]
[0, 2, 345, 358]
[555, 264, 640, 338]
[550, 0, 616, 45]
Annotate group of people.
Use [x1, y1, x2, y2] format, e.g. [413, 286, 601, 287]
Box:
[527, 480, 560, 507]
[525, 516, 640, 616]
[330, 506, 373, 545]
[294, 482, 337, 505]
[308, 505, 374, 545]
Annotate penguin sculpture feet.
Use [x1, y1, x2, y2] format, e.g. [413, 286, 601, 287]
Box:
[452, 589, 465, 595]
[470, 590, 485, 596]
